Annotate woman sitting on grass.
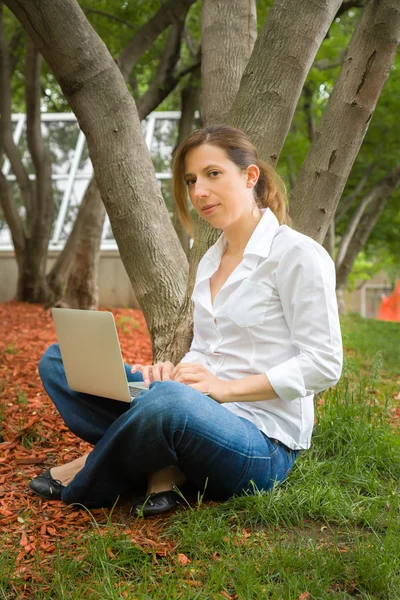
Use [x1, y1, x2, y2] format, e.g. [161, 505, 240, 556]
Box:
[30, 124, 343, 516]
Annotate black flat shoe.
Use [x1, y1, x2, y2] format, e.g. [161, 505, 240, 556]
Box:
[29, 468, 65, 500]
[131, 490, 181, 517]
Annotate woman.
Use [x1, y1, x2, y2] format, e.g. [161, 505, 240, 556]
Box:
[30, 125, 342, 516]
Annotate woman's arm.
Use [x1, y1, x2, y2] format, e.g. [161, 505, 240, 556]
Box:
[173, 239, 342, 404]
[220, 373, 278, 403]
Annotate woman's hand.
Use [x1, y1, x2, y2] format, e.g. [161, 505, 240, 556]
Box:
[170, 362, 227, 403]
[131, 361, 175, 386]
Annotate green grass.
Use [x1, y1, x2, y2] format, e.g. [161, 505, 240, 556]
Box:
[341, 313, 400, 376]
[1, 315, 399, 599]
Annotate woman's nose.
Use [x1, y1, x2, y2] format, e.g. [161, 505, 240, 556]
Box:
[193, 182, 210, 198]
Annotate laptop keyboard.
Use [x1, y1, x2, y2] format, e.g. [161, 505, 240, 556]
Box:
[128, 382, 148, 398]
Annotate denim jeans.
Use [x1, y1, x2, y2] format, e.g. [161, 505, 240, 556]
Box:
[38, 344, 299, 507]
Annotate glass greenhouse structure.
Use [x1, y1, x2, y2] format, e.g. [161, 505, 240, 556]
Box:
[0, 111, 186, 251]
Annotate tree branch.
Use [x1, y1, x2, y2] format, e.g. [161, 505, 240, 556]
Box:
[335, 164, 400, 270]
[118, 0, 197, 80]
[335, 163, 375, 222]
[336, 165, 400, 289]
[0, 3, 32, 222]
[8, 25, 23, 76]
[314, 52, 345, 71]
[25, 38, 44, 172]
[289, 0, 400, 242]
[0, 168, 25, 253]
[228, 0, 342, 166]
[137, 36, 200, 122]
[303, 82, 315, 142]
[25, 35, 53, 235]
[137, 16, 186, 120]
[183, 25, 197, 59]
[82, 7, 135, 29]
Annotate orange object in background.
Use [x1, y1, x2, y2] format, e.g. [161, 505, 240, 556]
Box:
[377, 280, 400, 321]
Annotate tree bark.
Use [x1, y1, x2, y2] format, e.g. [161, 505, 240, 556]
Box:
[46, 178, 103, 306]
[289, 0, 400, 243]
[1, 6, 53, 302]
[0, 5, 33, 222]
[163, 0, 258, 361]
[24, 37, 53, 302]
[4, 0, 189, 360]
[201, 0, 257, 126]
[228, 0, 342, 166]
[61, 180, 106, 310]
[48, 5, 197, 312]
[172, 61, 201, 256]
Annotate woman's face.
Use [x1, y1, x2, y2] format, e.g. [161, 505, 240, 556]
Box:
[183, 143, 259, 229]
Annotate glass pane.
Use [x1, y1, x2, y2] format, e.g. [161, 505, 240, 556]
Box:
[159, 178, 173, 214]
[41, 120, 81, 176]
[150, 119, 179, 173]
[0, 181, 24, 246]
[77, 140, 92, 176]
[0, 220, 12, 245]
[102, 218, 115, 241]
[16, 124, 34, 174]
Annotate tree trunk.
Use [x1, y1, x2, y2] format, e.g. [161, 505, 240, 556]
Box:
[4, 0, 189, 361]
[61, 180, 106, 309]
[1, 12, 54, 303]
[46, 179, 96, 303]
[24, 37, 54, 302]
[289, 0, 400, 243]
[163, 0, 258, 361]
[47, 178, 105, 308]
[47, 3, 196, 312]
[172, 62, 201, 256]
[228, 0, 342, 165]
[201, 0, 257, 126]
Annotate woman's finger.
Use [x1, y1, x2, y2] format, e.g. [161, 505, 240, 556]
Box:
[142, 365, 153, 385]
[171, 363, 204, 379]
[161, 362, 174, 381]
[174, 372, 202, 385]
[152, 363, 162, 381]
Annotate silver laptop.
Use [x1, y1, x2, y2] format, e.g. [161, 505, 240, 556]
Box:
[52, 308, 149, 403]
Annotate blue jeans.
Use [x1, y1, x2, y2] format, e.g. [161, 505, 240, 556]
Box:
[38, 344, 299, 507]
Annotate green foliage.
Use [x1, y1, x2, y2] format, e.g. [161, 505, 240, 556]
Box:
[280, 7, 400, 275]
[2, 2, 399, 284]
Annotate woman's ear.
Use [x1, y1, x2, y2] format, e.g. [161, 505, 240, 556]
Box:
[246, 164, 260, 188]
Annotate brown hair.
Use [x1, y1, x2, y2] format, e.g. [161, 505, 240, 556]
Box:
[172, 124, 291, 236]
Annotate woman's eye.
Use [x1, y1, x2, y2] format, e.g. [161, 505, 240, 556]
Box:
[185, 179, 195, 186]
[209, 171, 220, 177]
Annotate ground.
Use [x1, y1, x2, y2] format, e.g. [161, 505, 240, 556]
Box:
[1, 303, 399, 599]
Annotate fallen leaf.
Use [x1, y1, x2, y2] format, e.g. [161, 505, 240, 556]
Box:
[177, 553, 191, 565]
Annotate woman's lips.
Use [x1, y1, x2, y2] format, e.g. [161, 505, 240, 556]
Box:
[203, 204, 220, 215]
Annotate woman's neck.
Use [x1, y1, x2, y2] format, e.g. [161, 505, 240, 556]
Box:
[223, 208, 262, 257]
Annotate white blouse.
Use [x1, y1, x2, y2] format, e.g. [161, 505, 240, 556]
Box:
[180, 208, 343, 450]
